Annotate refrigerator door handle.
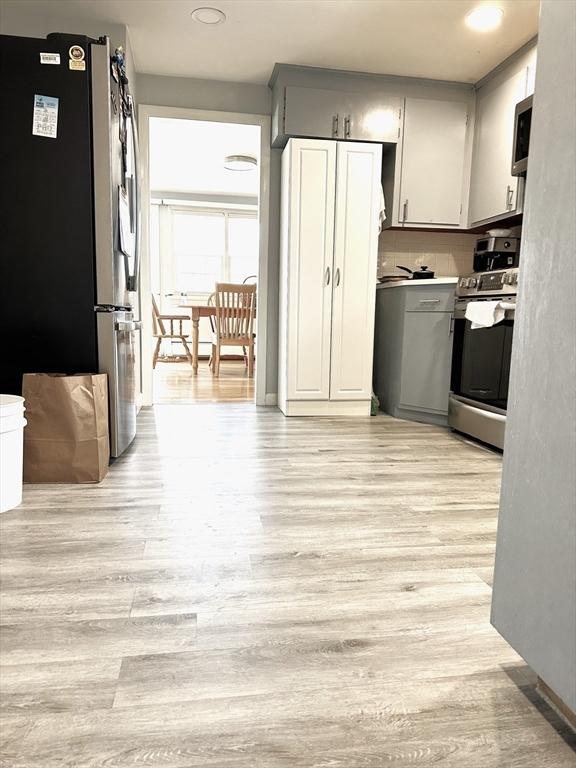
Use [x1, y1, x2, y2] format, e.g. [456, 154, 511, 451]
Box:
[127, 97, 141, 294]
[115, 319, 142, 332]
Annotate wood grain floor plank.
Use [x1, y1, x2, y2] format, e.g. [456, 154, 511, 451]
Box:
[0, 403, 573, 766]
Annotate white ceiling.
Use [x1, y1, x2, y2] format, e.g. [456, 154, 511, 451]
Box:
[149, 118, 260, 195]
[0, 0, 539, 84]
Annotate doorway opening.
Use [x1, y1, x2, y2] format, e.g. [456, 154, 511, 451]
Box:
[143, 113, 265, 405]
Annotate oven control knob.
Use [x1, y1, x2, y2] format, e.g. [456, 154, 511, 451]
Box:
[503, 273, 511, 285]
[460, 277, 468, 288]
[512, 272, 519, 285]
[469, 277, 478, 288]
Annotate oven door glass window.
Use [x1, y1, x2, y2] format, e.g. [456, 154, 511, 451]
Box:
[454, 319, 513, 409]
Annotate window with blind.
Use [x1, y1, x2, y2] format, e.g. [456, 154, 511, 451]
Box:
[169, 208, 258, 294]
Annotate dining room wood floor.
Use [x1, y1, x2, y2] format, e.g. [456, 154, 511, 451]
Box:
[1, 405, 575, 768]
[154, 360, 255, 404]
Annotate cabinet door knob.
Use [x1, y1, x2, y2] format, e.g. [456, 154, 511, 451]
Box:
[324, 266, 331, 286]
[403, 199, 409, 221]
[332, 114, 339, 138]
[344, 115, 351, 139]
[335, 267, 341, 286]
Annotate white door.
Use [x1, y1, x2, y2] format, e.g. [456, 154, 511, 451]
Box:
[286, 140, 336, 400]
[469, 68, 527, 225]
[399, 98, 468, 226]
[330, 142, 382, 400]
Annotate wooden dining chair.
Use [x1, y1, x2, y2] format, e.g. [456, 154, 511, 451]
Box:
[152, 294, 193, 368]
[210, 283, 256, 378]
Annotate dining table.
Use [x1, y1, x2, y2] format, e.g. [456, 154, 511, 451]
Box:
[179, 303, 256, 373]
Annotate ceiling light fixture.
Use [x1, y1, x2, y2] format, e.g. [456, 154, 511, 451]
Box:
[191, 6, 226, 25]
[465, 5, 504, 32]
[224, 154, 257, 171]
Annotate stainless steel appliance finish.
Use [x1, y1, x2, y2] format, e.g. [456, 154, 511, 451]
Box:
[449, 394, 507, 450]
[457, 267, 518, 297]
[91, 40, 141, 457]
[511, 94, 533, 177]
[449, 268, 518, 449]
[473, 236, 520, 272]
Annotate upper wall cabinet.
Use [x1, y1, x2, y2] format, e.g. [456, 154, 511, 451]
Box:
[397, 98, 469, 227]
[277, 86, 401, 147]
[468, 44, 536, 227]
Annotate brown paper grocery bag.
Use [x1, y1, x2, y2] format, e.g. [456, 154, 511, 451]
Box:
[23, 373, 110, 483]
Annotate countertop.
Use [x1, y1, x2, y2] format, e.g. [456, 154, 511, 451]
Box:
[376, 277, 458, 290]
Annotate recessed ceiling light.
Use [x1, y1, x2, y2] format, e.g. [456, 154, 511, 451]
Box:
[191, 6, 226, 25]
[465, 5, 504, 32]
[224, 155, 257, 171]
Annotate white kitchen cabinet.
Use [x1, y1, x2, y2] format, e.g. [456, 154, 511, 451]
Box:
[525, 46, 538, 96]
[278, 138, 382, 416]
[398, 98, 468, 226]
[468, 67, 527, 226]
[283, 87, 346, 141]
[339, 92, 402, 143]
[282, 86, 401, 144]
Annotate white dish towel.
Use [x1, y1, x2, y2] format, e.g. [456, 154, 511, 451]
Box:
[465, 300, 510, 329]
[378, 186, 386, 234]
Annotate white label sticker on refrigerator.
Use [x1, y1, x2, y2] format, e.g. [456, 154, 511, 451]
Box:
[32, 95, 59, 139]
[40, 52, 61, 65]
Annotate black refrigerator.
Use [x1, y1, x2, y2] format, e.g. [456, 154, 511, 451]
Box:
[0, 32, 141, 457]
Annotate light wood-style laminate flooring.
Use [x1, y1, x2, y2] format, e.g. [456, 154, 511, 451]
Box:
[154, 360, 254, 404]
[1, 405, 574, 767]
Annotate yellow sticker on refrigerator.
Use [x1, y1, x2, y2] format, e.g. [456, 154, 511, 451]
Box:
[32, 94, 59, 139]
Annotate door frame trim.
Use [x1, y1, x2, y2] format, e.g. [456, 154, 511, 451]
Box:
[138, 104, 271, 406]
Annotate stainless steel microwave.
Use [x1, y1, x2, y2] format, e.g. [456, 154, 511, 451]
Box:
[511, 94, 533, 176]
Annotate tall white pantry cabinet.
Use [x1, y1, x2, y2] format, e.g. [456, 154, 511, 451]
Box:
[278, 138, 382, 416]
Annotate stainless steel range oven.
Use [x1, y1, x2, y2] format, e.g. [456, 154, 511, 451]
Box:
[449, 267, 518, 450]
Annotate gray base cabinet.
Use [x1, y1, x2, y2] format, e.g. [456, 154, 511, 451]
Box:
[373, 283, 456, 425]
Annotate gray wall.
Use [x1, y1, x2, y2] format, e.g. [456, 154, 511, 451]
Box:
[136, 73, 270, 116]
[138, 72, 281, 399]
[491, 0, 576, 711]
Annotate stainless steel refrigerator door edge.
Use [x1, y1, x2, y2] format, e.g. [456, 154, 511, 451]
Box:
[91, 41, 114, 306]
[97, 310, 137, 457]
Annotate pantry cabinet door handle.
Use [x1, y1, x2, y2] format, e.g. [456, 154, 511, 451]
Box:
[332, 114, 339, 138]
[335, 267, 341, 286]
[403, 199, 409, 221]
[324, 266, 331, 286]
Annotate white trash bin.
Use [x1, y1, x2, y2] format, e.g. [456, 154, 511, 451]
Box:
[0, 395, 27, 513]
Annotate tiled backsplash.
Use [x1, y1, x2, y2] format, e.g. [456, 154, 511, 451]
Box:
[378, 230, 478, 277]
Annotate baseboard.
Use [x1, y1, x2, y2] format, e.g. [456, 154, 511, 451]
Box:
[537, 678, 576, 731]
[264, 393, 278, 406]
[388, 405, 449, 427]
[279, 400, 371, 416]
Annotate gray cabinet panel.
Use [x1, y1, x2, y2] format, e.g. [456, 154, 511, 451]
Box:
[399, 312, 453, 413]
[284, 87, 342, 140]
[373, 283, 456, 425]
[341, 93, 402, 142]
[404, 288, 455, 313]
[283, 86, 401, 144]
